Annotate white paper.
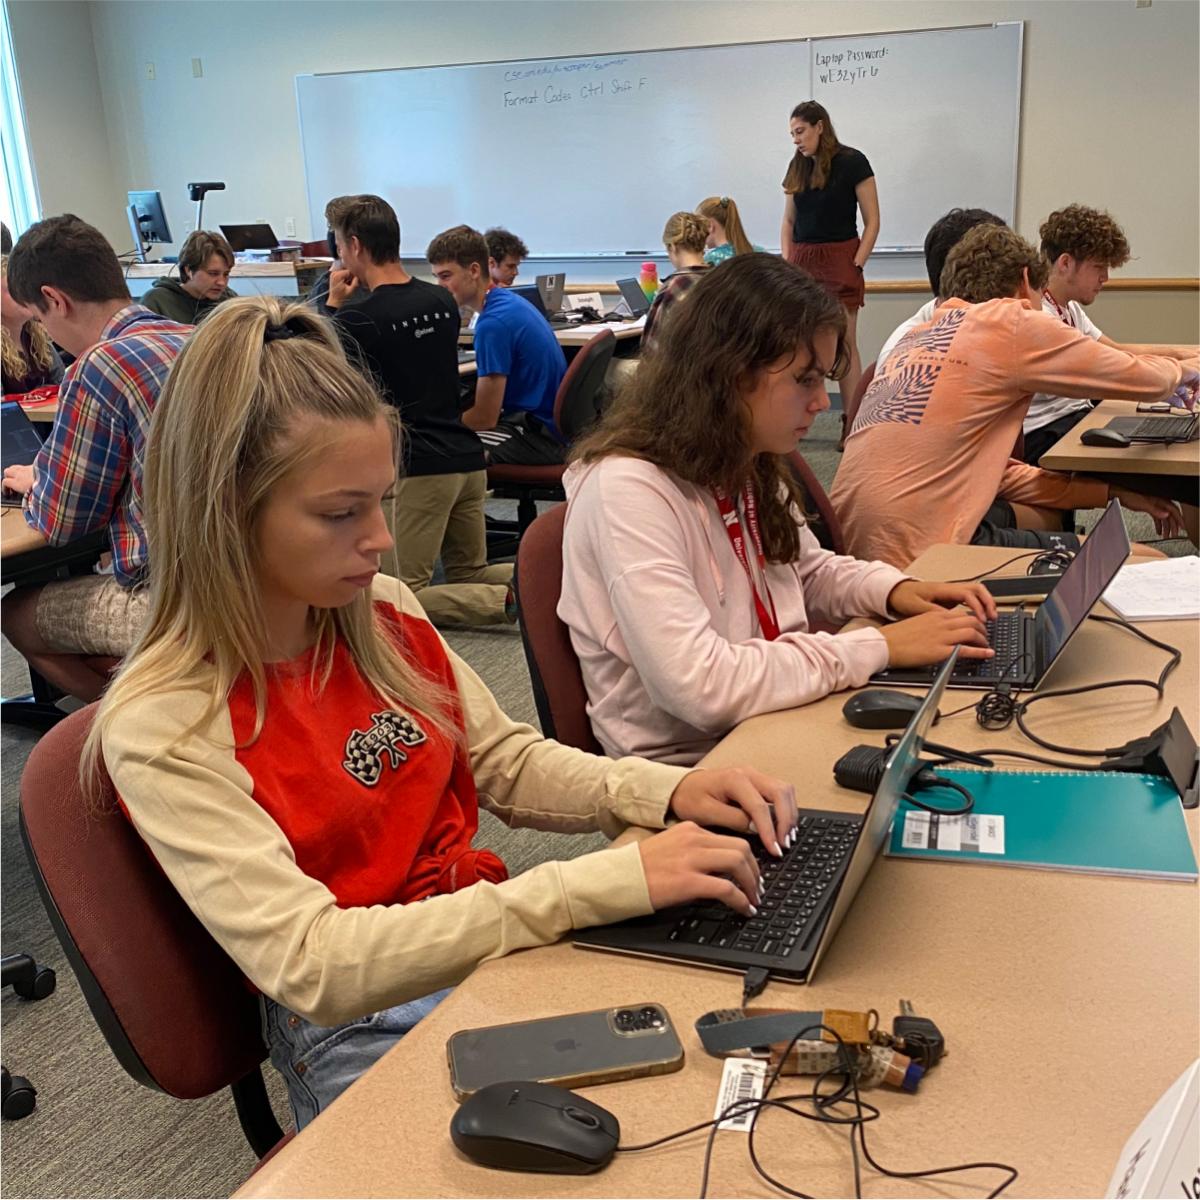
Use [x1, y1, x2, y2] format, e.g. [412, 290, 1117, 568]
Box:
[1105, 1059, 1198, 1198]
[713, 1057, 767, 1132]
[1103, 557, 1200, 622]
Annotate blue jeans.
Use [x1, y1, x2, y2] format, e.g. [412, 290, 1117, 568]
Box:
[260, 989, 451, 1130]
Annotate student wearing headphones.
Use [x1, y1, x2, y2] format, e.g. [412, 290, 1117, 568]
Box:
[833, 224, 1194, 567]
[141, 230, 237, 324]
[89, 294, 795, 1129]
[559, 255, 995, 766]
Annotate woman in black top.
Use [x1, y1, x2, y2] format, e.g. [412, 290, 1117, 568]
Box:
[781, 102, 879, 441]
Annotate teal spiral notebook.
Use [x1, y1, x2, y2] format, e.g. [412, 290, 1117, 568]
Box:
[885, 768, 1198, 881]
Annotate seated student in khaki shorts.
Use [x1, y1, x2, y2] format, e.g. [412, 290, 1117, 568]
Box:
[1, 215, 188, 700]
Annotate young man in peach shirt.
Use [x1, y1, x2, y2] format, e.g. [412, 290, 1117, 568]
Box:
[832, 225, 1194, 568]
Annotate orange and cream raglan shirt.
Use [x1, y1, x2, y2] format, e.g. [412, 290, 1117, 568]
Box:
[831, 297, 1183, 567]
[102, 576, 688, 1028]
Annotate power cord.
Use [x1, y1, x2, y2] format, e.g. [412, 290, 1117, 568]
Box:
[618, 1020, 1019, 1198]
[945, 546, 1076, 585]
[917, 614, 1182, 761]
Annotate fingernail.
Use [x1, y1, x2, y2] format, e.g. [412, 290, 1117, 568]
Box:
[748, 905, 758, 916]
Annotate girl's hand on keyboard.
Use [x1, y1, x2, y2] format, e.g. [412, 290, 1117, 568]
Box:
[881, 608, 994, 667]
[887, 579, 997, 623]
[669, 766, 798, 856]
[639, 823, 762, 915]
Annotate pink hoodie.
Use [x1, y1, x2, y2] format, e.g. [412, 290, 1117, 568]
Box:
[559, 456, 909, 765]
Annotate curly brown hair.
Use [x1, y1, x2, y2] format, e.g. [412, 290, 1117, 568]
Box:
[939, 225, 1049, 304]
[572, 254, 848, 564]
[1039, 204, 1130, 268]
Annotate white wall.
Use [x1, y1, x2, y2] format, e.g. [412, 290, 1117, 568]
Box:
[64, 0, 1197, 276]
[8, 0, 1199, 358]
[7, 0, 126, 249]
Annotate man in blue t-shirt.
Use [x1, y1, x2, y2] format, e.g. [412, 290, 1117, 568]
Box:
[427, 224, 566, 467]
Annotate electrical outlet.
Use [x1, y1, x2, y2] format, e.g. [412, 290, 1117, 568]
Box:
[145, 62, 156, 80]
[191, 57, 203, 77]
[285, 218, 296, 237]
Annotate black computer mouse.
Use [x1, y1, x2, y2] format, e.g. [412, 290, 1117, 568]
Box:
[842, 689, 936, 730]
[1080, 427, 1131, 448]
[450, 1080, 620, 1174]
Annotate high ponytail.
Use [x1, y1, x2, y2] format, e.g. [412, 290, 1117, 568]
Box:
[697, 196, 756, 256]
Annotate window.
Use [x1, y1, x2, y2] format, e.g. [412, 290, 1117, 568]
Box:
[0, 0, 41, 236]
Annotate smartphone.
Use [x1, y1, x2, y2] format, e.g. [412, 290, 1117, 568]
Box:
[1136, 402, 1173, 414]
[446, 1003, 684, 1100]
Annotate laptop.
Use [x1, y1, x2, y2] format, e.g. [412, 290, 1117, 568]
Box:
[1, 400, 45, 507]
[872, 497, 1131, 690]
[615, 277, 651, 318]
[1105, 413, 1198, 444]
[219, 223, 279, 252]
[575, 652, 956, 985]
[512, 283, 581, 327]
[535, 273, 566, 315]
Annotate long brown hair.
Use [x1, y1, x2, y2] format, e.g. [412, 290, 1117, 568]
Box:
[573, 254, 847, 563]
[782, 101, 841, 193]
[696, 196, 755, 256]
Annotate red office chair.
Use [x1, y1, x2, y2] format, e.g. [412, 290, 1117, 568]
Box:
[486, 329, 617, 558]
[787, 449, 846, 556]
[839, 358, 877, 445]
[18, 706, 290, 1161]
[512, 504, 602, 754]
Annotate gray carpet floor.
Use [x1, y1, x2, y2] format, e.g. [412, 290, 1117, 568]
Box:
[1, 409, 1189, 1198]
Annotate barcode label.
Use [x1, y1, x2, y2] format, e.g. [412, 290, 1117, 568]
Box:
[902, 812, 1005, 855]
[713, 1057, 767, 1132]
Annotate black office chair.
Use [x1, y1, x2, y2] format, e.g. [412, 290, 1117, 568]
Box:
[1, 954, 57, 1119]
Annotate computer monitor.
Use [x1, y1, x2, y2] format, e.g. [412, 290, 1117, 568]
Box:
[126, 191, 172, 245]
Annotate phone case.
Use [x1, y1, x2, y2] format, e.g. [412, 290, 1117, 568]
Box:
[446, 1003, 684, 1099]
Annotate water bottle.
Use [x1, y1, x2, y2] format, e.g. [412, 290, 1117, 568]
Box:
[638, 261, 659, 303]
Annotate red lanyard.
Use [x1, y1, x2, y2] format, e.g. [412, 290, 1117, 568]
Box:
[713, 483, 781, 641]
[1042, 289, 1070, 324]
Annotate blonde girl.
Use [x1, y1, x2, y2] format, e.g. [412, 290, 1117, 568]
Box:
[86, 295, 797, 1130]
[1, 254, 63, 395]
[641, 211, 711, 353]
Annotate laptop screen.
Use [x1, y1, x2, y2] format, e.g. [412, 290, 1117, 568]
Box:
[615, 277, 650, 316]
[808, 651, 957, 976]
[2, 401, 45, 474]
[510, 284, 548, 318]
[535, 273, 565, 314]
[1034, 499, 1130, 670]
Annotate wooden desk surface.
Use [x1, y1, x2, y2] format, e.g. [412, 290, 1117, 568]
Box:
[235, 545, 1198, 1200]
[554, 317, 645, 347]
[126, 260, 327, 279]
[1040, 400, 1199, 477]
[1, 504, 45, 558]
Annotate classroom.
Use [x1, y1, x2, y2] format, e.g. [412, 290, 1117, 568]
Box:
[1, 1, 1197, 1197]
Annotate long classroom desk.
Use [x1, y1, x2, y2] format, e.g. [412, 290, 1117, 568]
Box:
[236, 542, 1199, 1200]
[1040, 399, 1199, 542]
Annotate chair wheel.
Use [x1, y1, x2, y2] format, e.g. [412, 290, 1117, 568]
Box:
[12, 966, 56, 1001]
[2, 1073, 37, 1119]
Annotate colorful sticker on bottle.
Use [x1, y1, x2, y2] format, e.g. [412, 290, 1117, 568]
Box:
[902, 812, 1005, 854]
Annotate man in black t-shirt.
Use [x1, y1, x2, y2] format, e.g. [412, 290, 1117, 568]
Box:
[323, 194, 514, 626]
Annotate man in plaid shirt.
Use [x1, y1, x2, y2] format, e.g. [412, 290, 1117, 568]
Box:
[2, 215, 188, 701]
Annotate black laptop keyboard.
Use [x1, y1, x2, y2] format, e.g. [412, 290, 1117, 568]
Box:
[955, 613, 1025, 680]
[1123, 416, 1197, 441]
[665, 814, 860, 959]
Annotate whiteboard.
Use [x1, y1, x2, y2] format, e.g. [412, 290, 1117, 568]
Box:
[296, 25, 1021, 257]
